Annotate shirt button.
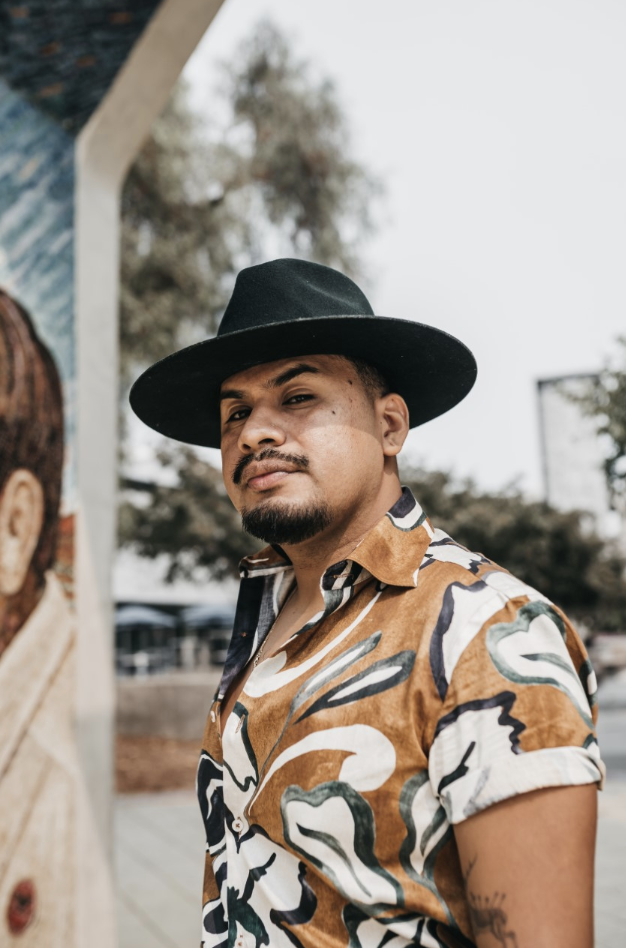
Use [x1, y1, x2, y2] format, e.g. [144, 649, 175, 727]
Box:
[232, 817, 243, 833]
[235, 936, 246, 948]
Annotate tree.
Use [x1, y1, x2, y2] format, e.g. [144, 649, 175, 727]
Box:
[119, 448, 256, 582]
[119, 20, 379, 572]
[567, 337, 626, 515]
[399, 467, 626, 632]
[119, 23, 626, 631]
[121, 449, 626, 629]
[119, 20, 378, 389]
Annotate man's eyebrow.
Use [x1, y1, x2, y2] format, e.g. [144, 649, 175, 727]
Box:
[219, 388, 244, 402]
[266, 363, 320, 389]
[219, 363, 320, 402]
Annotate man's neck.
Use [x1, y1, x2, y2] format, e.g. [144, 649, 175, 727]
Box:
[280, 479, 403, 613]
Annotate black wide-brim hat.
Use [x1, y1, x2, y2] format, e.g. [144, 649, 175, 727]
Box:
[130, 258, 477, 448]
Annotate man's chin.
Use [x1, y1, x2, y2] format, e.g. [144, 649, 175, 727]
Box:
[240, 499, 332, 546]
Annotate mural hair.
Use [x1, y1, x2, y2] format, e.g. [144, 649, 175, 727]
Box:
[0, 290, 64, 580]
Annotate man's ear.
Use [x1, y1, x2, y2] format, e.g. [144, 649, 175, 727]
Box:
[378, 393, 410, 457]
[0, 469, 44, 597]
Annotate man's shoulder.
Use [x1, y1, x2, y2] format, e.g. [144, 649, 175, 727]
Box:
[394, 527, 590, 707]
[410, 525, 552, 611]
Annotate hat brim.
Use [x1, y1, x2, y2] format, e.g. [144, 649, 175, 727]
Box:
[129, 315, 477, 448]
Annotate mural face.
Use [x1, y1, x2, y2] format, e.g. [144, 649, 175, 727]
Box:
[0, 78, 76, 531]
[0, 288, 76, 941]
[0, 3, 162, 942]
[0, 290, 65, 652]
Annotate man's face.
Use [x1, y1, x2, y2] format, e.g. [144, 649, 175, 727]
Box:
[219, 354, 392, 546]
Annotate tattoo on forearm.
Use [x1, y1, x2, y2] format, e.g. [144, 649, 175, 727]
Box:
[463, 855, 519, 948]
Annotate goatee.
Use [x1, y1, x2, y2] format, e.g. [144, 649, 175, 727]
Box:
[241, 500, 332, 546]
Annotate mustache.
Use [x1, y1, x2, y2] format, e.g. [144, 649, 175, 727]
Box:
[231, 447, 310, 486]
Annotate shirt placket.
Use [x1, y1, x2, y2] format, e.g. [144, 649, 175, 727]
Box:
[219, 557, 373, 941]
[222, 725, 256, 909]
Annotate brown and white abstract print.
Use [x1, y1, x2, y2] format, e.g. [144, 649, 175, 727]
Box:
[198, 488, 603, 948]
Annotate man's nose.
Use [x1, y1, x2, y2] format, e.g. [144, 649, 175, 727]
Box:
[237, 405, 286, 454]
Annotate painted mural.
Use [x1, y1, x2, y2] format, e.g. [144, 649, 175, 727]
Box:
[0, 2, 161, 941]
[0, 79, 76, 572]
[0, 289, 77, 942]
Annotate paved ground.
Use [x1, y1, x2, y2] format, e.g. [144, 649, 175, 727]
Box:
[115, 705, 626, 948]
[116, 791, 205, 948]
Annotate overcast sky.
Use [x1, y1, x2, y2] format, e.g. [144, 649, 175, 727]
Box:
[183, 0, 626, 498]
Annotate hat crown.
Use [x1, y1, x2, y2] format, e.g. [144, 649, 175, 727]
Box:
[218, 257, 374, 336]
[130, 256, 477, 449]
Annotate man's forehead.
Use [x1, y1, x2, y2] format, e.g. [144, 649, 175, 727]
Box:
[220, 353, 348, 393]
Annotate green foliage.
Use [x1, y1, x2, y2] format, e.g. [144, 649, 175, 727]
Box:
[119, 20, 379, 579]
[119, 449, 259, 582]
[401, 466, 626, 631]
[120, 84, 227, 382]
[119, 21, 378, 388]
[227, 22, 376, 270]
[119, 22, 626, 633]
[568, 337, 626, 508]
[121, 452, 626, 629]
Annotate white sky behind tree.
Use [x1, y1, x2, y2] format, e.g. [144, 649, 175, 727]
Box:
[183, 0, 626, 498]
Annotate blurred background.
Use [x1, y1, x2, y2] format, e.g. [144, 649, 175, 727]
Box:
[0, 1, 625, 946]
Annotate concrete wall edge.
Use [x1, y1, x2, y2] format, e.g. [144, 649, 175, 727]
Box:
[74, 1, 227, 944]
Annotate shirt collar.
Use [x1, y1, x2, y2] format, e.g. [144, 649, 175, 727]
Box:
[219, 488, 433, 699]
[238, 486, 433, 591]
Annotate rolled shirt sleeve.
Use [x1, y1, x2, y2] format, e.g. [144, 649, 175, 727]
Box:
[427, 594, 605, 825]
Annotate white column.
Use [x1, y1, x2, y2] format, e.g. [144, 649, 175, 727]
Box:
[74, 2, 227, 944]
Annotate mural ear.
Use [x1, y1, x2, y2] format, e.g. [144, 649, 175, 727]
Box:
[0, 469, 44, 597]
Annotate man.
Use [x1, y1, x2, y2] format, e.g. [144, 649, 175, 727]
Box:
[131, 258, 603, 948]
[0, 288, 77, 942]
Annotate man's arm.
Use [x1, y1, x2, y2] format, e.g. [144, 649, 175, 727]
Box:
[453, 784, 597, 948]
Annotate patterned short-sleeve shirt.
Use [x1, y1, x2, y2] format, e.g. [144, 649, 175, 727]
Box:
[197, 488, 604, 948]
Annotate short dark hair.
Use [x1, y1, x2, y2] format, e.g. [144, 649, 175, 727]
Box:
[0, 290, 64, 579]
[343, 356, 391, 401]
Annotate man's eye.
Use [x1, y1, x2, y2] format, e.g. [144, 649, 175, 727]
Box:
[226, 408, 250, 423]
[285, 394, 313, 405]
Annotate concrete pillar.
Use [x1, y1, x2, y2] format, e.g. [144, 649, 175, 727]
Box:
[75, 6, 226, 944]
